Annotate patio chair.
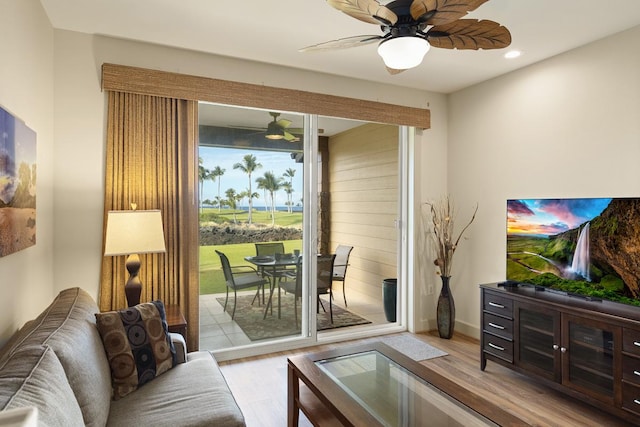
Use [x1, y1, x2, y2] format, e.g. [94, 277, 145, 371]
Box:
[216, 250, 267, 320]
[317, 254, 336, 323]
[332, 245, 353, 306]
[279, 256, 303, 327]
[280, 254, 336, 326]
[255, 241, 292, 284]
[255, 242, 285, 257]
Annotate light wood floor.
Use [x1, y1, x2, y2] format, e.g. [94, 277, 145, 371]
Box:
[218, 331, 637, 426]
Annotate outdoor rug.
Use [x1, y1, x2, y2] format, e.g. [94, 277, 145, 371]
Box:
[379, 334, 448, 361]
[217, 294, 371, 341]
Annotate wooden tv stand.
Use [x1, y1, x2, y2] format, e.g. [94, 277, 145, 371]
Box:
[480, 282, 640, 424]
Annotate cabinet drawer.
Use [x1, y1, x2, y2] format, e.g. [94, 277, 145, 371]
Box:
[483, 333, 513, 363]
[483, 293, 513, 318]
[623, 355, 640, 386]
[623, 328, 640, 357]
[483, 312, 514, 339]
[622, 382, 640, 416]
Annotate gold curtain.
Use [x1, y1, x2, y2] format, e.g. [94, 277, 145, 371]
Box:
[100, 91, 200, 350]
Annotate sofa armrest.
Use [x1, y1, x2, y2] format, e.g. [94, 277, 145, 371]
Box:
[168, 332, 186, 364]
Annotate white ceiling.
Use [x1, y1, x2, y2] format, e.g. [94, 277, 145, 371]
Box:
[40, 0, 640, 94]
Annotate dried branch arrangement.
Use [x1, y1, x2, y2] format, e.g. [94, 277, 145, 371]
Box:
[424, 195, 478, 277]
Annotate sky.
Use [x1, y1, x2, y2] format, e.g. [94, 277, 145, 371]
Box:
[198, 146, 303, 208]
[507, 198, 612, 237]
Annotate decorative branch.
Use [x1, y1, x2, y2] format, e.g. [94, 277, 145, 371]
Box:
[424, 195, 478, 277]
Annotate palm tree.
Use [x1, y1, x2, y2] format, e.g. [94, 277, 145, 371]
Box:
[198, 157, 211, 214]
[225, 188, 238, 224]
[214, 195, 224, 211]
[237, 190, 249, 214]
[282, 168, 296, 213]
[255, 176, 268, 212]
[211, 166, 225, 212]
[282, 182, 293, 213]
[233, 154, 262, 224]
[258, 171, 283, 226]
[247, 190, 260, 214]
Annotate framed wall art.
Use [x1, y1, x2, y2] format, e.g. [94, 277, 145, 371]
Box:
[0, 105, 36, 257]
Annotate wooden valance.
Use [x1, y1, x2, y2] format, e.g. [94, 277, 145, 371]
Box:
[101, 63, 430, 129]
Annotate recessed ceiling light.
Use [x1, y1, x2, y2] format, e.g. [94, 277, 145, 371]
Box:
[504, 50, 522, 59]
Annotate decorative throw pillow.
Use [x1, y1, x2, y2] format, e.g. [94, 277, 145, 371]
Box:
[95, 300, 176, 400]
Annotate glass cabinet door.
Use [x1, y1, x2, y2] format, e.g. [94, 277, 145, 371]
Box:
[516, 303, 561, 382]
[562, 314, 621, 404]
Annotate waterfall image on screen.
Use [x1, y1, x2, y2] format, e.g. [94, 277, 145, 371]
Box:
[506, 197, 640, 306]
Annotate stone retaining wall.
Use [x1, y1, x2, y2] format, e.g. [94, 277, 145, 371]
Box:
[199, 223, 302, 246]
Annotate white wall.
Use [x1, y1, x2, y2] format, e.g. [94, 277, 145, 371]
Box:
[413, 95, 448, 333]
[0, 0, 55, 346]
[448, 25, 640, 338]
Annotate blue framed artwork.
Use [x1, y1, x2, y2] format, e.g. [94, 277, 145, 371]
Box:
[0, 106, 36, 257]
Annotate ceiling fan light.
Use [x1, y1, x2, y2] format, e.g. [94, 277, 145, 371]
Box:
[265, 122, 284, 140]
[377, 37, 430, 70]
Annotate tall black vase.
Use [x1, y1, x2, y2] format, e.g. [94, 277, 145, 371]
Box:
[437, 276, 455, 339]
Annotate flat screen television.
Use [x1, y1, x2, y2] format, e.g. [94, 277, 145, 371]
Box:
[506, 197, 640, 307]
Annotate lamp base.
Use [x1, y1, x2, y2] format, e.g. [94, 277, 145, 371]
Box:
[125, 253, 142, 307]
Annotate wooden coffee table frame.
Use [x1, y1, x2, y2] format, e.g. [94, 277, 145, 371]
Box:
[287, 342, 527, 427]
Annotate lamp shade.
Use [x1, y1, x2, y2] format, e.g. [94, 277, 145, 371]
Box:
[104, 210, 166, 256]
[377, 36, 431, 70]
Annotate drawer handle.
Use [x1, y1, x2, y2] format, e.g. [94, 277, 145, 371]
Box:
[488, 322, 506, 330]
[488, 343, 505, 351]
[634, 341, 640, 347]
[635, 399, 640, 405]
[489, 302, 505, 309]
[634, 370, 640, 377]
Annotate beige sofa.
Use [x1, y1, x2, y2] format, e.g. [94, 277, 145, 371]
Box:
[0, 288, 245, 427]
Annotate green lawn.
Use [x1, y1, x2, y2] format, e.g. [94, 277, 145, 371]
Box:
[200, 208, 303, 228]
[199, 207, 303, 295]
[200, 240, 302, 295]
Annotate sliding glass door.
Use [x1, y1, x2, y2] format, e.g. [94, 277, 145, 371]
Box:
[197, 103, 313, 354]
[197, 102, 407, 358]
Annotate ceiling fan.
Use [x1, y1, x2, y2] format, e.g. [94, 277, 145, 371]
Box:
[300, 0, 511, 73]
[234, 112, 325, 142]
[264, 112, 299, 141]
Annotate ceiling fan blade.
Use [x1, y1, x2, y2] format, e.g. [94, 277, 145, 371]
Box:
[299, 35, 383, 52]
[327, 0, 398, 26]
[276, 119, 293, 128]
[410, 0, 488, 26]
[284, 131, 299, 142]
[227, 125, 267, 131]
[288, 128, 325, 134]
[427, 19, 511, 50]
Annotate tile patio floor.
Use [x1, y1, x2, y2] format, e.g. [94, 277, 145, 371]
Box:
[199, 286, 389, 351]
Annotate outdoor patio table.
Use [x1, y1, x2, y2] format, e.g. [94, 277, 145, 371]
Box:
[245, 254, 298, 319]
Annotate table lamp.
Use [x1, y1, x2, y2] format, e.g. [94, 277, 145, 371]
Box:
[104, 208, 166, 307]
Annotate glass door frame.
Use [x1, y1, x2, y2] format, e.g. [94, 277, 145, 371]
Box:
[213, 115, 412, 361]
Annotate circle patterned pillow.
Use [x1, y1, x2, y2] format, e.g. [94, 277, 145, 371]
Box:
[95, 301, 176, 400]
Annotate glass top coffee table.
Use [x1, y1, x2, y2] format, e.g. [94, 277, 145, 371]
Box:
[287, 342, 526, 426]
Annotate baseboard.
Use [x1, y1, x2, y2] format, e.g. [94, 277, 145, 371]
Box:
[415, 318, 480, 340]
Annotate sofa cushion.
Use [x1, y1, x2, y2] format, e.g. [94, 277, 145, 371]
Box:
[0, 346, 85, 427]
[0, 319, 39, 367]
[15, 288, 113, 427]
[107, 351, 245, 427]
[95, 301, 176, 400]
